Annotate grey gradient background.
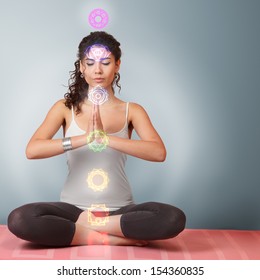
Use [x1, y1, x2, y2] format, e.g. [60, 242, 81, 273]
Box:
[1, 0, 259, 229]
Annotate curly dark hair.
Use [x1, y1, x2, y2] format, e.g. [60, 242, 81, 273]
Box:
[64, 31, 122, 113]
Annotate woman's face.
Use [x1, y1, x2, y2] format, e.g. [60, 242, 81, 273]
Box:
[80, 45, 120, 90]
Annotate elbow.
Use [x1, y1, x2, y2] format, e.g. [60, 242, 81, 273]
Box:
[25, 145, 37, 160]
[26, 154, 35, 160]
[155, 147, 167, 162]
[160, 150, 167, 162]
[25, 149, 34, 160]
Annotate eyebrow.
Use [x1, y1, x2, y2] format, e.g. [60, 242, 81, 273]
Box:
[100, 57, 111, 61]
[85, 57, 111, 61]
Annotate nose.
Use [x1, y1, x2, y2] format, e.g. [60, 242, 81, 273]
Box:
[94, 62, 102, 74]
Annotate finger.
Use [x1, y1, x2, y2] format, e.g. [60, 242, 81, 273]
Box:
[93, 104, 97, 130]
[94, 103, 100, 116]
[88, 103, 95, 132]
[94, 104, 103, 131]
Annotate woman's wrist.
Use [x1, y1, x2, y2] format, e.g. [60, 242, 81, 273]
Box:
[86, 130, 109, 152]
[65, 134, 89, 151]
[62, 131, 110, 153]
[62, 137, 73, 152]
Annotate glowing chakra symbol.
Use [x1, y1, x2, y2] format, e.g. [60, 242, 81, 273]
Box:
[87, 129, 109, 152]
[86, 45, 111, 62]
[88, 204, 110, 226]
[88, 85, 108, 105]
[87, 168, 109, 192]
[88, 8, 109, 29]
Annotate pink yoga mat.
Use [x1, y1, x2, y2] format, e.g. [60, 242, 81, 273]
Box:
[0, 225, 259, 260]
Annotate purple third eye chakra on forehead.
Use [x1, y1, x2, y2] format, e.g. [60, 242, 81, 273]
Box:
[88, 8, 109, 29]
[85, 45, 111, 62]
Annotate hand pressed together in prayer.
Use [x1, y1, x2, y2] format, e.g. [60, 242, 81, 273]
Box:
[86, 103, 109, 150]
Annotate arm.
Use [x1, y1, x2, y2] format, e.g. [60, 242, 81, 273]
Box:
[108, 103, 167, 162]
[26, 100, 87, 159]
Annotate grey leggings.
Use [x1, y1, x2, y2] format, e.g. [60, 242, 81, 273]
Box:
[7, 201, 186, 247]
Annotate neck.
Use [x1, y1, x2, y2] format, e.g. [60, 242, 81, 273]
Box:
[86, 85, 116, 106]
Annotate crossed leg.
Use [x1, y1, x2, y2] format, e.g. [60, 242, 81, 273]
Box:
[71, 202, 186, 246]
[72, 212, 147, 246]
[8, 202, 186, 247]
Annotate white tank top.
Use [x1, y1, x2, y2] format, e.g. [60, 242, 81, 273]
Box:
[60, 102, 134, 211]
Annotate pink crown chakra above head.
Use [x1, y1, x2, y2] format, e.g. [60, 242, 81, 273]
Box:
[88, 8, 109, 29]
[86, 45, 111, 62]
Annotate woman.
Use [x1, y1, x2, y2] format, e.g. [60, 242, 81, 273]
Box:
[8, 31, 186, 247]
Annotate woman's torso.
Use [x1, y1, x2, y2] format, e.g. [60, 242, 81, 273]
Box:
[60, 102, 134, 211]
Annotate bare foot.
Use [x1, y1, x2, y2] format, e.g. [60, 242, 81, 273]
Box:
[71, 223, 148, 246]
[72, 210, 149, 247]
[104, 234, 148, 247]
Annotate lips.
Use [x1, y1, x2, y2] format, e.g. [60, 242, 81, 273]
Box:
[94, 78, 104, 83]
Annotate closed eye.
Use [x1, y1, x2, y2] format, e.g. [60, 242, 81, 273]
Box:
[85, 58, 111, 66]
[86, 59, 95, 66]
[100, 58, 111, 65]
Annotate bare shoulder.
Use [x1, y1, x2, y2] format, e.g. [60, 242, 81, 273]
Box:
[41, 99, 70, 126]
[128, 102, 150, 119]
[51, 99, 68, 111]
[47, 99, 70, 117]
[129, 102, 147, 113]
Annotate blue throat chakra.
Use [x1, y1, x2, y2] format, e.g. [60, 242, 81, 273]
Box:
[88, 85, 109, 105]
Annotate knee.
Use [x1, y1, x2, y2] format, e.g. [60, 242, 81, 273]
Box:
[162, 206, 186, 239]
[7, 205, 33, 240]
[138, 202, 186, 239]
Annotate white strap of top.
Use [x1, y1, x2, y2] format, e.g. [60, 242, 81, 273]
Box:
[71, 106, 75, 121]
[125, 102, 129, 122]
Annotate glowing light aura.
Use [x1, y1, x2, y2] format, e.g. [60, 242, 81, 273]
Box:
[87, 168, 109, 191]
[88, 8, 109, 29]
[86, 45, 111, 62]
[88, 204, 109, 226]
[87, 129, 109, 152]
[88, 85, 108, 105]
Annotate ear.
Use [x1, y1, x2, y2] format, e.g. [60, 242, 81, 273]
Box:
[79, 60, 84, 74]
[115, 59, 121, 73]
